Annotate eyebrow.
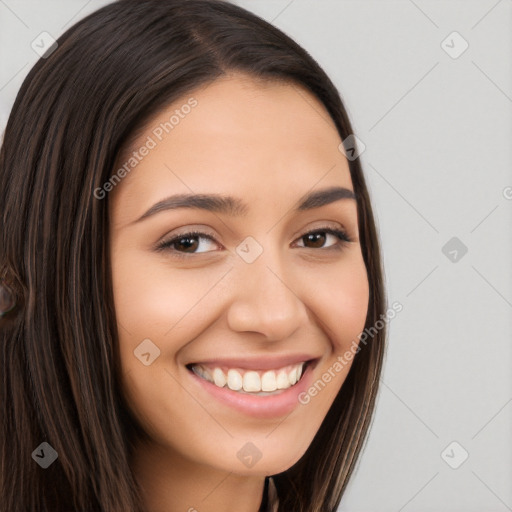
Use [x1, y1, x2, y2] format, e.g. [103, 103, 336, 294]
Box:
[133, 186, 356, 224]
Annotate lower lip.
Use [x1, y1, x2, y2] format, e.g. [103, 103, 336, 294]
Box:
[186, 361, 316, 419]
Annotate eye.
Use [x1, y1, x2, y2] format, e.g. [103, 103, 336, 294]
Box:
[156, 230, 219, 256]
[155, 226, 352, 258]
[294, 226, 352, 250]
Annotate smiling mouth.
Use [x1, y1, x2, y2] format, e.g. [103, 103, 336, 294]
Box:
[185, 359, 315, 396]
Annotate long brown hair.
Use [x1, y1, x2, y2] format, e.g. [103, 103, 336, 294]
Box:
[0, 1, 386, 510]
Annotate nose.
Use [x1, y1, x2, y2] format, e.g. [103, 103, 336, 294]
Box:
[226, 249, 310, 341]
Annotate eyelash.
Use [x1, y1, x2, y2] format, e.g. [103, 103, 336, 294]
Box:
[155, 226, 352, 259]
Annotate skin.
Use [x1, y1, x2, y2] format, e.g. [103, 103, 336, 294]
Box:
[109, 72, 369, 512]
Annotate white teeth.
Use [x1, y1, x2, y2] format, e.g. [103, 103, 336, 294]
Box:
[191, 361, 307, 394]
[243, 371, 261, 392]
[276, 370, 290, 390]
[212, 368, 226, 388]
[227, 369, 243, 391]
[193, 365, 214, 384]
[261, 371, 277, 392]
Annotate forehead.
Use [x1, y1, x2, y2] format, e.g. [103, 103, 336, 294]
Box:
[110, 73, 352, 217]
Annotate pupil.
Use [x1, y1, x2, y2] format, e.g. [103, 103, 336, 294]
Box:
[306, 232, 325, 248]
[177, 236, 198, 252]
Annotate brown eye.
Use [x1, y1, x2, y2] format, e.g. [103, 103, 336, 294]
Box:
[173, 235, 200, 253]
[156, 231, 219, 256]
[297, 227, 351, 250]
[156, 226, 351, 260]
[302, 232, 327, 249]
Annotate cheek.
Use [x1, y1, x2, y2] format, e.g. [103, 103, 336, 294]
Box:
[307, 254, 369, 352]
[110, 246, 213, 399]
[111, 248, 222, 338]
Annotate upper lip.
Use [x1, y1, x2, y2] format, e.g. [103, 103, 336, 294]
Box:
[187, 353, 321, 371]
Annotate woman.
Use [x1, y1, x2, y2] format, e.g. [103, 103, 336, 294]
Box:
[0, 0, 386, 510]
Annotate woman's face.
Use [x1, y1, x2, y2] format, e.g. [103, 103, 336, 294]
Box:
[109, 73, 369, 476]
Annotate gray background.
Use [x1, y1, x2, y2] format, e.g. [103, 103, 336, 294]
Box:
[1, 1, 511, 510]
